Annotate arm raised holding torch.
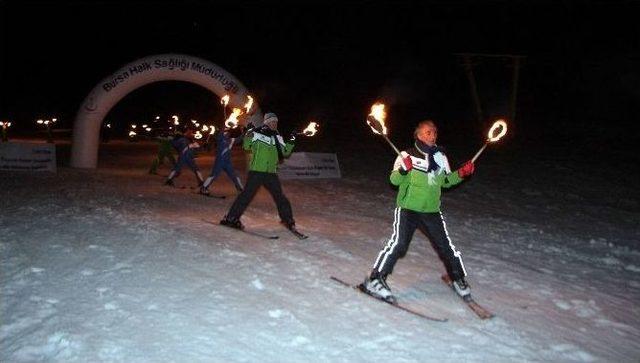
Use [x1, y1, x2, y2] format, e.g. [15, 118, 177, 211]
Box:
[366, 103, 412, 172]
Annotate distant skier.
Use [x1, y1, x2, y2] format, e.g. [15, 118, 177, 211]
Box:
[164, 126, 205, 187]
[149, 131, 177, 175]
[199, 126, 244, 196]
[219, 112, 297, 231]
[362, 120, 476, 303]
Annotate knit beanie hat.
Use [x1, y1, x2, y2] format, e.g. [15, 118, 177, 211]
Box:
[263, 112, 278, 124]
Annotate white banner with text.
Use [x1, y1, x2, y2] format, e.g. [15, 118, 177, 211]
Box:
[278, 152, 341, 179]
[0, 142, 57, 172]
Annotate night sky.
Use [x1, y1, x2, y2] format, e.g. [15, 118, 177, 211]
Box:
[1, 0, 639, 155]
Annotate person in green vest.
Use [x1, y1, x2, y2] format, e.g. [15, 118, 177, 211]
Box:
[220, 112, 297, 231]
[148, 130, 177, 175]
[362, 120, 476, 303]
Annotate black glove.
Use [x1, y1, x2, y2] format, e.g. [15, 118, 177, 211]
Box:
[243, 123, 255, 134]
[227, 127, 242, 139]
[288, 131, 298, 143]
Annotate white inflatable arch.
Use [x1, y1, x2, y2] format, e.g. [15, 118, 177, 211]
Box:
[71, 54, 262, 168]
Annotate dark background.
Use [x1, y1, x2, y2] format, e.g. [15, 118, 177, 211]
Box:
[1, 0, 639, 164]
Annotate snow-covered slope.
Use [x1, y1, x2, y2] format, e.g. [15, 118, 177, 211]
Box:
[1, 139, 638, 362]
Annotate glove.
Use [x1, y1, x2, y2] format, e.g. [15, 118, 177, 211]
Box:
[399, 156, 412, 175]
[227, 127, 242, 139]
[457, 160, 475, 178]
[288, 131, 298, 143]
[243, 123, 255, 134]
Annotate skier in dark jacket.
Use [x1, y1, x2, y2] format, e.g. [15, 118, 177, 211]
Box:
[199, 126, 244, 195]
[164, 126, 205, 187]
[219, 112, 297, 231]
[362, 120, 476, 303]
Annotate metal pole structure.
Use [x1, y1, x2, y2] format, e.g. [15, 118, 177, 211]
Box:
[462, 55, 484, 125]
[508, 56, 523, 139]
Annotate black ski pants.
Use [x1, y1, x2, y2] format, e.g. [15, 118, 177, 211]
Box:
[224, 171, 294, 225]
[372, 207, 467, 281]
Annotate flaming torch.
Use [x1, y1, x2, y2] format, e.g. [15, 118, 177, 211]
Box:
[225, 108, 243, 129]
[299, 121, 319, 137]
[220, 95, 230, 119]
[366, 103, 402, 156]
[0, 120, 11, 142]
[36, 118, 57, 143]
[243, 95, 254, 114]
[471, 119, 508, 162]
[202, 124, 217, 147]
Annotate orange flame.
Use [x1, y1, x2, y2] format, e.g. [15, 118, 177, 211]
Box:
[225, 108, 244, 128]
[487, 119, 508, 142]
[244, 95, 254, 114]
[302, 121, 319, 137]
[220, 95, 230, 106]
[367, 103, 388, 135]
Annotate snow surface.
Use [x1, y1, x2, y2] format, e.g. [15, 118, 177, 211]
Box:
[1, 139, 639, 362]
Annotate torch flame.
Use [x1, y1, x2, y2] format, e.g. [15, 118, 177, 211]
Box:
[487, 119, 508, 142]
[367, 103, 388, 135]
[225, 108, 244, 128]
[244, 95, 254, 114]
[220, 95, 230, 106]
[194, 131, 203, 140]
[209, 125, 216, 134]
[302, 121, 319, 137]
[172, 115, 179, 125]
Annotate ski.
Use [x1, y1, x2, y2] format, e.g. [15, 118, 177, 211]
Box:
[285, 226, 308, 240]
[330, 276, 448, 322]
[201, 219, 279, 240]
[441, 274, 495, 319]
[192, 191, 226, 199]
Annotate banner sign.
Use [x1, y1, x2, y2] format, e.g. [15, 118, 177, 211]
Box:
[278, 152, 341, 179]
[72, 53, 259, 168]
[0, 142, 56, 172]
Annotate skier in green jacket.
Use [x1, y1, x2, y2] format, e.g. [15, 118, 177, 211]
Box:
[220, 112, 297, 231]
[362, 119, 476, 303]
[148, 131, 177, 175]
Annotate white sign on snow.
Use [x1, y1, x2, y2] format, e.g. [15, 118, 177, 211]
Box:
[278, 152, 341, 179]
[0, 142, 57, 172]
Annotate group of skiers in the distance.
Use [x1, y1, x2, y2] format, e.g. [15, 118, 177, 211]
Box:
[151, 111, 481, 305]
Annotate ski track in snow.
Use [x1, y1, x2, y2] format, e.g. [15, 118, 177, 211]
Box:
[1, 140, 639, 362]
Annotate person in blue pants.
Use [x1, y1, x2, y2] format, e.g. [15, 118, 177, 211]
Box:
[164, 126, 205, 187]
[199, 126, 244, 195]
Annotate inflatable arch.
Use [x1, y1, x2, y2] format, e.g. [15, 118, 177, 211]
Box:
[70, 54, 262, 168]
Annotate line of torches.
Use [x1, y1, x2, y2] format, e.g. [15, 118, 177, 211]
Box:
[220, 94, 318, 137]
[366, 102, 507, 163]
[125, 93, 320, 142]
